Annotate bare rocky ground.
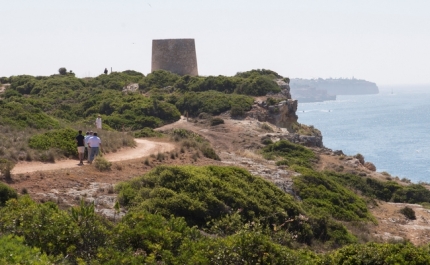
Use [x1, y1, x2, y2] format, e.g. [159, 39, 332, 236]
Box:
[4, 115, 430, 245]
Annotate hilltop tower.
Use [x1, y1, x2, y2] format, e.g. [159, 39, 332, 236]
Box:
[151, 39, 198, 76]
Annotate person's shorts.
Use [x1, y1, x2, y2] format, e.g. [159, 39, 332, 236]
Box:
[77, 146, 85, 153]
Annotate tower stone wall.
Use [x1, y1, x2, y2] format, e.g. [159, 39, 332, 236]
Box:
[151, 39, 198, 76]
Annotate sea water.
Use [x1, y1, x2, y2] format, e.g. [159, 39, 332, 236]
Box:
[297, 86, 430, 183]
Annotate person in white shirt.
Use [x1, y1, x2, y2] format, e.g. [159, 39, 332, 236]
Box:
[95, 115, 102, 130]
[84, 131, 92, 163]
[87, 132, 102, 164]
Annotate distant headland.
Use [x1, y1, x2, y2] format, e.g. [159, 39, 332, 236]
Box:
[290, 78, 379, 102]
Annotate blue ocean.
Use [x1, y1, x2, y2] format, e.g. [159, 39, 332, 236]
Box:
[297, 86, 430, 183]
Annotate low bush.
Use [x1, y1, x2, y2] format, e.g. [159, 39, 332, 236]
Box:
[175, 90, 253, 117]
[199, 143, 220, 160]
[210, 117, 224, 126]
[169, 128, 220, 160]
[116, 165, 303, 232]
[400, 206, 416, 220]
[261, 123, 274, 132]
[261, 137, 274, 145]
[0, 182, 18, 206]
[28, 128, 77, 158]
[0, 99, 60, 129]
[293, 172, 374, 222]
[134, 127, 163, 138]
[0, 158, 15, 180]
[320, 242, 430, 264]
[0, 196, 111, 264]
[262, 140, 316, 168]
[354, 153, 365, 165]
[325, 171, 430, 204]
[0, 235, 55, 264]
[94, 156, 112, 171]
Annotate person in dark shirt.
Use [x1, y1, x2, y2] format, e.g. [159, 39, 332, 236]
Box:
[76, 130, 85, 165]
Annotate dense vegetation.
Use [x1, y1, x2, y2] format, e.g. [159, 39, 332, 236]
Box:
[3, 68, 430, 263]
[0, 69, 282, 131]
[0, 69, 282, 163]
[3, 163, 430, 264]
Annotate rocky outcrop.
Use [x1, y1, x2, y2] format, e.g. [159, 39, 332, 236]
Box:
[261, 132, 323, 148]
[364, 162, 377, 171]
[246, 79, 299, 131]
[248, 100, 298, 132]
[122, 83, 139, 93]
[273, 79, 292, 99]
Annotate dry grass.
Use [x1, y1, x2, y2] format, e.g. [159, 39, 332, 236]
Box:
[0, 125, 136, 164]
[260, 122, 274, 132]
[0, 126, 41, 162]
[236, 149, 266, 163]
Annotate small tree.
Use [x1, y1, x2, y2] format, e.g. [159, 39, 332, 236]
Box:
[0, 158, 15, 181]
[0, 182, 18, 206]
[58, 67, 67, 75]
[400, 206, 416, 220]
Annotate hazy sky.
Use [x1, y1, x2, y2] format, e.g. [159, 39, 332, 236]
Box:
[1, 0, 429, 86]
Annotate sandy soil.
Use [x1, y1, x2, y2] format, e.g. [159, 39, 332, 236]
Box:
[12, 139, 175, 175]
[368, 201, 430, 245]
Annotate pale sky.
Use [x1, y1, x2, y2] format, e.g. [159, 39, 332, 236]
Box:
[1, 0, 429, 86]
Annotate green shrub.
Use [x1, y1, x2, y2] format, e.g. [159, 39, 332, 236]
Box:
[58, 67, 67, 75]
[28, 128, 77, 158]
[199, 143, 220, 160]
[325, 171, 430, 204]
[235, 69, 283, 79]
[0, 158, 15, 180]
[139, 70, 180, 91]
[175, 90, 253, 117]
[293, 172, 374, 222]
[202, 229, 318, 264]
[354, 153, 365, 165]
[0, 196, 110, 263]
[116, 165, 303, 232]
[235, 76, 280, 96]
[0, 235, 54, 264]
[275, 160, 289, 166]
[400, 206, 416, 220]
[320, 242, 430, 264]
[262, 140, 316, 168]
[112, 210, 201, 261]
[391, 184, 430, 203]
[134, 127, 163, 138]
[94, 156, 112, 171]
[0, 182, 18, 206]
[156, 152, 165, 161]
[210, 117, 224, 126]
[0, 100, 60, 129]
[261, 137, 274, 145]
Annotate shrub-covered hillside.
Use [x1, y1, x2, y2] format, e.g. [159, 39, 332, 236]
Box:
[0, 69, 284, 130]
[2, 163, 430, 264]
[4, 69, 430, 263]
[0, 69, 285, 163]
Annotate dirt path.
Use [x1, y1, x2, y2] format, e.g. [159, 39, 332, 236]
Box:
[12, 139, 175, 175]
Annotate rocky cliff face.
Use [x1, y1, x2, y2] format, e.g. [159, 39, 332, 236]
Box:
[247, 99, 299, 132]
[242, 78, 323, 147]
[246, 79, 299, 132]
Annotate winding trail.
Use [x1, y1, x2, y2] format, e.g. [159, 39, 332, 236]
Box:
[12, 139, 175, 175]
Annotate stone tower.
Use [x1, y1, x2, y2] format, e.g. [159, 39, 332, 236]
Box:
[151, 39, 198, 76]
